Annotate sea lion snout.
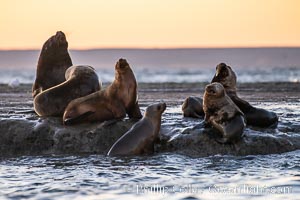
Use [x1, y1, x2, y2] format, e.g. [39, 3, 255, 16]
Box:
[205, 84, 217, 94]
[154, 102, 166, 113]
[215, 63, 229, 78]
[159, 102, 167, 112]
[205, 83, 225, 97]
[145, 102, 167, 117]
[206, 85, 216, 94]
[54, 31, 67, 47]
[115, 58, 129, 70]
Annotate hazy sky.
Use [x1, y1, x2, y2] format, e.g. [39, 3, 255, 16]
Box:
[1, 0, 300, 49]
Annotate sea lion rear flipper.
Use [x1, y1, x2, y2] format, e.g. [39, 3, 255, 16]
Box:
[64, 111, 95, 125]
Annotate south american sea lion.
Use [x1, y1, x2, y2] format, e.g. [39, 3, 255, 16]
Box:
[182, 96, 204, 118]
[203, 82, 245, 144]
[107, 102, 166, 156]
[211, 63, 278, 127]
[32, 31, 73, 97]
[34, 65, 101, 116]
[63, 58, 142, 125]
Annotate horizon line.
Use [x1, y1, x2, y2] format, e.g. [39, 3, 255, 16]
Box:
[1, 46, 300, 51]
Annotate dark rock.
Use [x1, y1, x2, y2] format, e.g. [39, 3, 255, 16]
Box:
[159, 126, 300, 157]
[0, 118, 135, 157]
[1, 118, 300, 157]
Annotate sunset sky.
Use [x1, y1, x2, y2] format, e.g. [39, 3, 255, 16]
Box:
[1, 0, 300, 49]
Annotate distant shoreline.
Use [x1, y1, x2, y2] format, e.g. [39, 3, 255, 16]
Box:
[1, 46, 300, 51]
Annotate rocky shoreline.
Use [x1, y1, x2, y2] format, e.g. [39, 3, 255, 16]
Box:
[0, 82, 300, 157]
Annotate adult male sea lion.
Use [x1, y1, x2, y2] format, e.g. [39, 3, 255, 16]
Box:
[32, 31, 72, 97]
[63, 58, 142, 125]
[203, 82, 245, 144]
[34, 65, 101, 116]
[107, 102, 166, 156]
[182, 96, 204, 118]
[211, 63, 278, 127]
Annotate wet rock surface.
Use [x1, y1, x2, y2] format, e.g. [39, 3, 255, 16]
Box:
[0, 82, 300, 157]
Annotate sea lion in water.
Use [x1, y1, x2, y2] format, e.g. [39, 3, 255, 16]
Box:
[182, 96, 204, 118]
[63, 58, 142, 125]
[211, 63, 278, 127]
[107, 102, 166, 156]
[32, 31, 73, 97]
[34, 65, 101, 116]
[203, 82, 245, 144]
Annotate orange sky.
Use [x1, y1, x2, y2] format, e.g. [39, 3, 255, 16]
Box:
[1, 0, 300, 49]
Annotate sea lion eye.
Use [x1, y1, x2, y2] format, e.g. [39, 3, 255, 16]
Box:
[157, 105, 161, 110]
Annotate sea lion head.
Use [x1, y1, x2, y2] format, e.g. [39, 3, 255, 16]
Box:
[63, 99, 95, 125]
[204, 82, 225, 98]
[145, 102, 167, 119]
[211, 63, 237, 91]
[40, 31, 69, 60]
[115, 58, 131, 74]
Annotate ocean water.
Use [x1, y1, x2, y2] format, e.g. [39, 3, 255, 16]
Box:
[0, 152, 299, 200]
[0, 48, 300, 84]
[0, 100, 300, 200]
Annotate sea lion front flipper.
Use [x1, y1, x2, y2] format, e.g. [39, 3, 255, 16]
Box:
[110, 101, 127, 119]
[64, 111, 95, 125]
[127, 101, 142, 119]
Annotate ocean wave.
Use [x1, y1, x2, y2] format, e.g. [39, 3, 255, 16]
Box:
[0, 67, 299, 84]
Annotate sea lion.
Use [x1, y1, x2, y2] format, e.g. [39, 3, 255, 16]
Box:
[34, 65, 101, 116]
[63, 58, 142, 125]
[107, 102, 166, 156]
[182, 96, 204, 118]
[211, 63, 278, 127]
[32, 31, 73, 97]
[203, 82, 245, 144]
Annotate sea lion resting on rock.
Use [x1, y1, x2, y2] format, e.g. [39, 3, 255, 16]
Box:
[63, 58, 142, 125]
[34, 65, 101, 116]
[203, 82, 245, 144]
[32, 31, 73, 97]
[107, 102, 166, 156]
[182, 96, 204, 118]
[211, 63, 278, 127]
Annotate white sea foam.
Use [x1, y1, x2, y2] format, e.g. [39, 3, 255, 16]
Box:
[0, 48, 299, 83]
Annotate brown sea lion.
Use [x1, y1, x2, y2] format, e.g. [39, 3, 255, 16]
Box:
[203, 82, 245, 144]
[107, 102, 166, 156]
[182, 96, 204, 118]
[211, 63, 278, 127]
[63, 58, 142, 125]
[34, 65, 101, 116]
[32, 31, 73, 97]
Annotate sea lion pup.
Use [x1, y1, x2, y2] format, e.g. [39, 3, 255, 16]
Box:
[32, 31, 73, 97]
[211, 63, 278, 127]
[182, 96, 204, 118]
[107, 102, 166, 156]
[63, 58, 142, 125]
[203, 83, 245, 144]
[34, 65, 101, 116]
